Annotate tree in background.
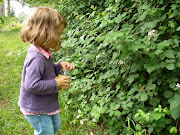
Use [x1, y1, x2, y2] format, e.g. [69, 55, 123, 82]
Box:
[0, 0, 4, 25]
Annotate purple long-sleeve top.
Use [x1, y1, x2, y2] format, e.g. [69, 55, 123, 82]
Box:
[18, 49, 62, 113]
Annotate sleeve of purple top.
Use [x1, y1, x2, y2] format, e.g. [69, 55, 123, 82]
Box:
[54, 61, 62, 76]
[24, 57, 58, 95]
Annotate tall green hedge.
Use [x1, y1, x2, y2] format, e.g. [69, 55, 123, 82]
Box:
[25, 0, 180, 134]
[55, 0, 180, 134]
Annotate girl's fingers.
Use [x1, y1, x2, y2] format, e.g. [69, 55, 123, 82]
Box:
[59, 76, 70, 79]
[61, 83, 70, 88]
[71, 65, 75, 69]
[62, 86, 69, 89]
[65, 64, 75, 70]
[63, 80, 71, 84]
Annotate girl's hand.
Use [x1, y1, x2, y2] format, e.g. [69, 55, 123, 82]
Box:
[55, 76, 71, 89]
[60, 61, 75, 71]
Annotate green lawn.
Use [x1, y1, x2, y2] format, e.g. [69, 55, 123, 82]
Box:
[0, 27, 33, 134]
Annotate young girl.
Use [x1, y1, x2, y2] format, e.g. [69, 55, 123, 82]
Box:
[18, 7, 75, 135]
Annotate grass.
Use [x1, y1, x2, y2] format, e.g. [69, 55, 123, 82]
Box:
[0, 26, 33, 134]
[0, 23, 108, 135]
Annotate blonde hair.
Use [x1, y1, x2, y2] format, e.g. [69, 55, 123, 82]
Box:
[20, 7, 67, 52]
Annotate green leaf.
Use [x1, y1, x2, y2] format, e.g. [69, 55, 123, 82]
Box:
[177, 62, 180, 68]
[170, 107, 180, 120]
[176, 26, 180, 31]
[169, 13, 175, 18]
[171, 4, 178, 10]
[166, 64, 175, 70]
[116, 32, 124, 37]
[146, 81, 156, 91]
[84, 69, 92, 73]
[146, 84, 156, 90]
[100, 20, 108, 28]
[141, 4, 151, 9]
[99, 107, 107, 114]
[150, 97, 160, 106]
[114, 104, 120, 110]
[140, 92, 148, 101]
[158, 26, 167, 31]
[163, 90, 173, 98]
[154, 50, 163, 55]
[135, 124, 142, 131]
[116, 84, 120, 90]
[164, 119, 172, 124]
[169, 83, 176, 88]
[112, 52, 119, 60]
[109, 120, 114, 126]
[144, 64, 156, 73]
[160, 62, 166, 68]
[110, 103, 120, 110]
[114, 110, 121, 117]
[127, 74, 139, 85]
[136, 11, 148, 23]
[113, 15, 121, 23]
[168, 92, 180, 119]
[154, 113, 161, 120]
[94, 113, 100, 120]
[169, 127, 178, 134]
[109, 111, 114, 117]
[163, 50, 175, 58]
[98, 91, 103, 96]
[148, 127, 154, 134]
[72, 69, 79, 75]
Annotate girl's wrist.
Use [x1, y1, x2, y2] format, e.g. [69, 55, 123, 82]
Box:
[54, 78, 59, 87]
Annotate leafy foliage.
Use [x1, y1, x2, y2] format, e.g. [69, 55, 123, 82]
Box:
[26, 0, 180, 134]
[54, 0, 180, 134]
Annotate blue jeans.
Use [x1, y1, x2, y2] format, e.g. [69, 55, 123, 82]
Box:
[25, 114, 62, 135]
